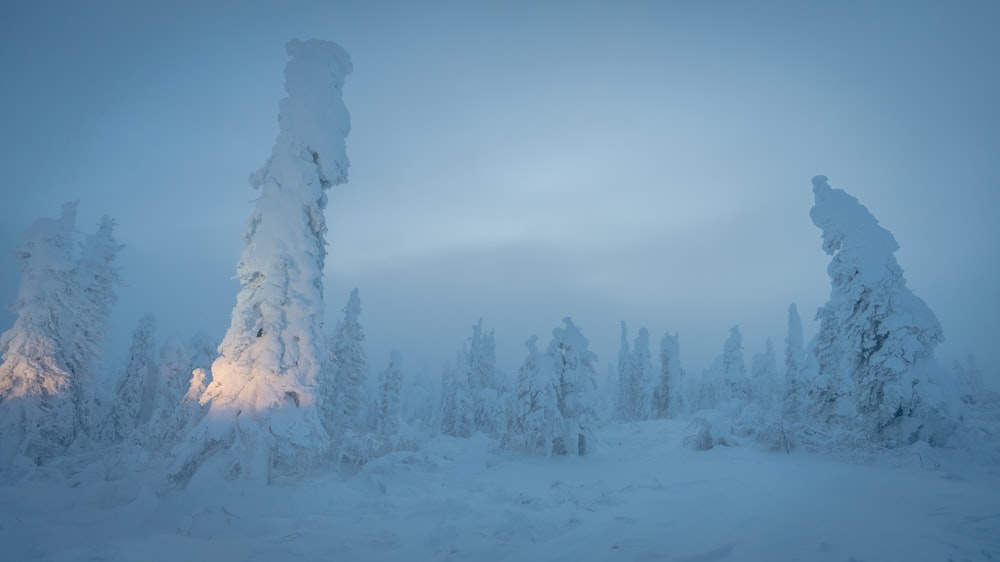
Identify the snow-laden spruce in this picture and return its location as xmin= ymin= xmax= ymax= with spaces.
xmin=322 ymin=288 xmax=368 ymax=434
xmin=96 ymin=314 xmax=158 ymax=443
xmin=782 ymin=303 xmax=805 ymax=422
xmin=171 ymin=39 xmax=352 ymax=485
xmin=653 ymin=330 xmax=684 ymax=418
xmin=547 ymin=318 xmax=600 ymax=455
xmin=807 ymin=175 xmax=956 ymax=448
xmin=375 ymin=351 xmax=403 ymax=436
xmin=615 ymin=323 xmax=654 ymax=422
xmin=439 ymin=319 xmax=505 ymax=439
xmin=506 ymin=319 xmax=600 ymax=456
xmin=69 ymin=215 xmax=123 ymax=432
xmin=0 ymin=203 xmax=82 ymax=472
xmin=0 ymin=204 xmax=122 ymax=475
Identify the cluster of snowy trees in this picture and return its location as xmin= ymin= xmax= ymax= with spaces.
xmin=0 ymin=38 xmax=989 ymax=486
xmin=0 ymin=202 xmax=123 ymax=471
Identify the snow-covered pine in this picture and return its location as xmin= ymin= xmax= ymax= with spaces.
xmin=782 ymin=303 xmax=805 ymax=422
xmin=0 ymin=203 xmax=82 ymax=472
xmin=652 ymin=331 xmax=683 ymax=418
xmin=953 ymin=355 xmax=984 ymax=406
xmin=753 ymin=341 xmax=795 ymax=453
xmin=67 ymin=215 xmax=123 ymax=436
xmin=143 ymin=336 xmax=192 ymax=450
xmin=808 ymin=175 xmax=955 ymax=448
xmin=467 ymin=319 xmax=505 ymax=437
xmin=401 ymin=364 xmax=437 ymax=433
xmin=171 ymin=39 xmax=352 ymax=485
xmin=97 ymin=314 xmax=158 ymax=444
xmin=734 ymin=338 xmax=781 ymax=438
xmin=752 ymin=339 xmax=779 ymax=414
xmin=187 ymin=332 xmax=217 ymax=376
xmin=505 ymin=335 xmax=560 ymax=455
xmin=452 ymin=344 xmax=475 ymax=438
xmin=547 ymin=318 xmax=600 ymax=456
xmin=439 ymin=361 xmax=459 ymax=437
xmin=322 ymin=288 xmax=368 ymax=435
xmin=614 ymin=321 xmax=634 ymax=421
xmin=630 ymin=326 xmax=654 ymax=421
xmin=709 ymin=325 xmax=747 ymax=420
xmin=375 ymin=351 xmax=403 ymax=436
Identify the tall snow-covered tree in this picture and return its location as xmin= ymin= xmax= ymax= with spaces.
xmin=751 ymin=339 xmax=779 ymax=413
xmin=144 ymin=336 xmax=193 ymax=450
xmin=98 ymin=314 xmax=158 ymax=443
xmin=375 ymin=351 xmax=403 ymax=436
xmin=173 ymin=39 xmax=353 ymax=485
xmin=615 ymin=323 xmax=654 ymax=421
xmin=735 ymin=338 xmax=781 ymax=440
xmin=630 ymin=327 xmax=654 ymax=420
xmin=614 ymin=321 xmax=634 ymax=421
xmin=808 ymin=175 xmax=952 ymax=447
xmin=547 ymin=318 xmax=600 ymax=456
xmin=323 ymin=288 xmax=368 ymax=434
xmin=401 ymin=365 xmax=437 ymax=433
xmin=506 ymin=336 xmax=560 ymax=455
xmin=67 ymin=215 xmax=122 ymax=434
xmin=783 ymin=303 xmax=805 ymax=422
xmin=0 ymin=203 xmax=82 ymax=471
xmin=653 ymin=331 xmax=683 ymax=418
xmin=439 ymin=361 xmax=459 ymax=437
xmin=712 ymin=325 xmax=747 ymax=418
xmin=467 ymin=319 xmax=504 ymax=437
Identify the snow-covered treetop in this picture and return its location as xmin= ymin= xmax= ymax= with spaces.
xmin=15 ymin=201 xmax=77 ymax=269
xmin=550 ymin=318 xmax=597 ymax=364
xmin=810 ymin=175 xmax=899 ymax=266
xmin=344 ymin=287 xmax=361 ymax=322
xmin=251 ymin=39 xmax=353 ymax=191
xmin=524 ymin=335 xmax=539 ymax=356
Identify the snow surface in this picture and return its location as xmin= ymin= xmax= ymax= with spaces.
xmin=3 ymin=419 xmax=997 ymax=561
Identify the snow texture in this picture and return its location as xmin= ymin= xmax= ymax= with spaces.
xmin=4 ymin=419 xmax=997 ymax=562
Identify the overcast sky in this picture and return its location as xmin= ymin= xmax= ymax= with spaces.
xmin=1 ymin=0 xmax=997 ymax=383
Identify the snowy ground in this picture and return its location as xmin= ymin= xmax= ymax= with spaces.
xmin=2 ymin=419 xmax=998 ymax=562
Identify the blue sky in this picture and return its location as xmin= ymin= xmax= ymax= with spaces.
xmin=1 ymin=0 xmax=997 ymax=380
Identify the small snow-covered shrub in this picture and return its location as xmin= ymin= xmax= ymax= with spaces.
xmin=683 ymin=417 xmax=737 ymax=451
xmin=756 ymin=420 xmax=794 ymax=453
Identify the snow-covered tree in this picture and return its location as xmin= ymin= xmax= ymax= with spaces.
xmin=97 ymin=314 xmax=158 ymax=443
xmin=630 ymin=327 xmax=654 ymax=420
xmin=653 ymin=331 xmax=683 ymax=418
xmin=67 ymin=215 xmax=123 ymax=434
xmin=401 ymin=365 xmax=437 ymax=432
xmin=751 ymin=339 xmax=779 ymax=412
xmin=0 ymin=203 xmax=82 ymax=471
xmin=375 ymin=351 xmax=403 ymax=436
xmin=187 ymin=332 xmax=217 ymax=376
xmin=144 ymin=336 xmax=193 ymax=450
xmin=547 ymin=318 xmax=600 ymax=456
xmin=808 ymin=175 xmax=953 ymax=447
xmin=467 ymin=319 xmax=505 ymax=437
xmin=615 ymin=323 xmax=653 ymax=421
xmin=506 ymin=336 xmax=560 ymax=455
xmin=173 ymin=40 xmax=353 ymax=485
xmin=323 ymin=288 xmax=368 ymax=434
xmin=953 ymin=355 xmax=984 ymax=406
xmin=614 ymin=321 xmax=634 ymax=421
xmin=711 ymin=325 xmax=747 ymax=418
xmin=439 ymin=361 xmax=459 ymax=437
xmin=453 ymin=344 xmax=476 ymax=438
xmin=783 ymin=303 xmax=805 ymax=422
